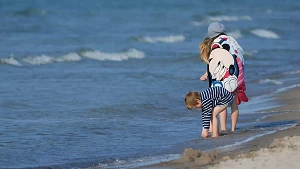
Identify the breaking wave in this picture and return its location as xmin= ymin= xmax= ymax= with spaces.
xmin=192 ymin=15 xmax=252 ymax=26
xmin=0 ymin=57 xmax=21 ymax=66
xmin=0 ymin=49 xmax=144 ymax=66
xmin=136 ymin=35 xmax=185 ymax=43
xmin=259 ymin=79 xmax=283 ymax=85
xmin=206 ymin=16 xmax=252 ymax=22
xmin=250 ymin=29 xmax=280 ymax=39
xmin=80 ymin=49 xmax=144 ymax=61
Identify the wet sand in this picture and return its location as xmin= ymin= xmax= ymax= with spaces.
xmin=145 ymin=87 xmax=300 ymax=169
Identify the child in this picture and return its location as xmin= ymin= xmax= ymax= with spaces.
xmin=185 ymin=86 xmax=234 ymax=138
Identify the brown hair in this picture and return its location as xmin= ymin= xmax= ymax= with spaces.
xmin=199 ymin=37 xmax=213 ymax=64
xmin=184 ymin=91 xmax=200 ymax=110
xmin=199 ymin=33 xmax=227 ymax=64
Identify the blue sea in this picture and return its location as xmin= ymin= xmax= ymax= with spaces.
xmin=1 ymin=0 xmax=300 ymax=168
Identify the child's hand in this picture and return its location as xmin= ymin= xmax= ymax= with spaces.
xmin=201 ymin=129 xmax=209 ymax=138
xmin=200 ymin=74 xmax=208 ymax=81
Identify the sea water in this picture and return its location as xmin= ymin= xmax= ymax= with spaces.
xmin=1 ymin=0 xmax=300 ymax=168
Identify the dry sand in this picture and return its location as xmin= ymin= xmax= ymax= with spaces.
xmin=209 ymin=135 xmax=300 ymax=169
xmin=146 ymin=87 xmax=300 ymax=169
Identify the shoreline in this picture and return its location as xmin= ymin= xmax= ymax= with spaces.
xmin=142 ymin=87 xmax=300 ymax=169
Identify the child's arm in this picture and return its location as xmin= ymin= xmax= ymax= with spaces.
xmin=201 ymin=112 xmax=209 ymax=137
xmin=200 ymin=71 xmax=208 ymax=81
xmin=201 ymin=109 xmax=212 ymax=138
xmin=201 ymin=128 xmax=208 ymax=137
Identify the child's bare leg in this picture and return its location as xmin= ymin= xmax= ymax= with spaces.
xmin=219 ymin=109 xmax=227 ymax=131
xmin=209 ymin=121 xmax=212 ymax=133
xmin=212 ymin=106 xmax=228 ymax=137
xmin=231 ymin=92 xmax=239 ymax=132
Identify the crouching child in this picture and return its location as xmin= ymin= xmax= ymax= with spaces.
xmin=185 ymin=87 xmax=234 ymax=137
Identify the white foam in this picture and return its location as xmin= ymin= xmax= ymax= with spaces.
xmin=22 ymin=55 xmax=54 ymax=65
xmin=138 ymin=35 xmax=185 ymax=43
xmin=266 ymin=9 xmax=272 ymax=14
xmin=97 ymin=154 xmax=180 ymax=169
xmin=243 ymin=50 xmax=258 ymax=56
xmin=81 ymin=48 xmax=145 ymax=61
xmin=276 ymin=84 xmax=300 ymax=93
xmin=207 ymin=16 xmax=252 ymax=22
xmin=227 ymin=30 xmax=242 ymax=39
xmin=285 ymin=70 xmax=300 ymax=75
xmin=55 ymin=53 xmax=81 ymax=62
xmin=250 ymin=29 xmax=280 ymax=39
xmin=192 ymin=16 xmax=251 ymax=27
xmin=192 ymin=21 xmax=204 ymax=26
xmin=218 ymin=131 xmax=276 ymax=151
xmin=259 ymin=79 xmax=283 ymax=85
xmin=217 ymin=124 xmax=296 ymax=151
xmin=0 ymin=57 xmax=21 ymax=66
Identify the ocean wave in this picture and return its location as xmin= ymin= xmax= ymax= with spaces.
xmin=98 ymin=154 xmax=180 ymax=169
xmin=55 ymin=53 xmax=82 ymax=62
xmin=217 ymin=130 xmax=276 ymax=151
xmin=243 ymin=51 xmax=258 ymax=57
xmin=217 ymin=124 xmax=296 ymax=151
xmin=137 ymin=35 xmax=185 ymax=43
xmin=191 ymin=21 xmax=204 ymax=26
xmin=206 ymin=15 xmax=252 ymax=22
xmin=227 ymin=30 xmax=242 ymax=39
xmin=1 ymin=49 xmax=144 ymax=66
xmin=276 ymin=84 xmax=300 ymax=93
xmin=22 ymin=53 xmax=81 ymax=65
xmin=0 ymin=57 xmax=21 ymax=66
xmin=259 ymin=79 xmax=283 ymax=85
xmin=192 ymin=15 xmax=252 ymax=26
xmin=80 ymin=48 xmax=145 ymax=61
xmin=22 ymin=55 xmax=54 ymax=65
xmin=285 ymin=70 xmax=300 ymax=75
xmin=250 ymin=29 xmax=280 ymax=39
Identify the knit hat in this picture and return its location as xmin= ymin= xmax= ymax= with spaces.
xmin=207 ymin=22 xmax=225 ymax=38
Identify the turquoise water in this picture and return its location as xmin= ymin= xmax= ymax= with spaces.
xmin=1 ymin=0 xmax=300 ymax=168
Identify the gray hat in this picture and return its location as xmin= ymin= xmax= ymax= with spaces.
xmin=207 ymin=22 xmax=225 ymax=38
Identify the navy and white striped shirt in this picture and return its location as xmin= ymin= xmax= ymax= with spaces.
xmin=200 ymin=87 xmax=234 ymax=129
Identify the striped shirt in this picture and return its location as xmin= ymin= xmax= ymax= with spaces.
xmin=200 ymin=87 xmax=234 ymax=129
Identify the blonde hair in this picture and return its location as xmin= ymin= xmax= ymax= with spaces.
xmin=185 ymin=91 xmax=200 ymax=110
xmin=199 ymin=37 xmax=213 ymax=64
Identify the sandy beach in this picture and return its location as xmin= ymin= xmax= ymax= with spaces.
xmin=144 ymin=87 xmax=300 ymax=169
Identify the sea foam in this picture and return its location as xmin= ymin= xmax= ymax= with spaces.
xmin=276 ymin=84 xmax=300 ymax=93
xmin=227 ymin=30 xmax=242 ymax=39
xmin=250 ymin=29 xmax=280 ymax=39
xmin=192 ymin=15 xmax=252 ymax=26
xmin=1 ymin=49 xmax=144 ymax=67
xmin=22 ymin=53 xmax=81 ymax=65
xmin=0 ymin=57 xmax=21 ymax=66
xmin=138 ymin=35 xmax=185 ymax=43
xmin=55 ymin=53 xmax=81 ymax=62
xmin=22 ymin=55 xmax=54 ymax=65
xmin=207 ymin=16 xmax=252 ymax=22
xmin=80 ymin=48 xmax=145 ymax=61
xmin=259 ymin=79 xmax=283 ymax=85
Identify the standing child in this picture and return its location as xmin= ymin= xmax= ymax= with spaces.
xmin=198 ymin=22 xmax=248 ymax=132
xmin=185 ymin=87 xmax=234 ymax=138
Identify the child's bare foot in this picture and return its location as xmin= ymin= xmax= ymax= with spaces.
xmin=201 ymin=129 xmax=209 ymax=138
xmin=212 ymin=134 xmax=219 ymax=138
xmin=212 ymin=131 xmax=219 ymax=137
